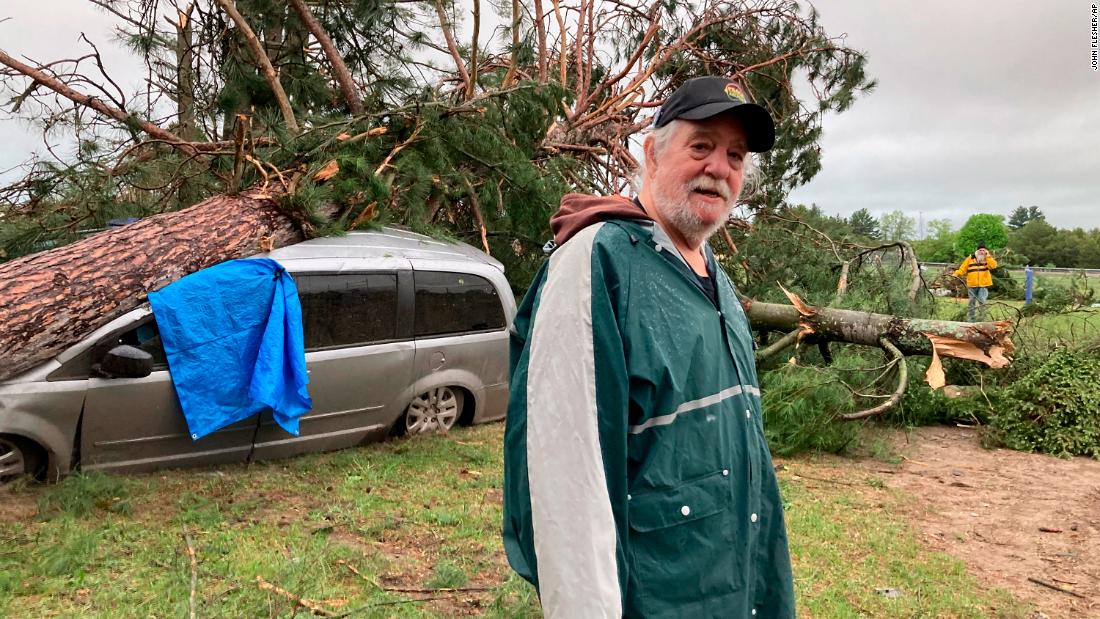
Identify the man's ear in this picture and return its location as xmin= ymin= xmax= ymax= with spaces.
xmin=643 ymin=136 xmax=658 ymax=178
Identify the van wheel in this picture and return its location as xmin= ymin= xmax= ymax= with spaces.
xmin=402 ymin=387 xmax=463 ymax=435
xmin=0 ymin=436 xmax=44 ymax=486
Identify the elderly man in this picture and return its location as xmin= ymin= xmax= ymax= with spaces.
xmin=954 ymin=243 xmax=998 ymax=321
xmin=502 ymin=77 xmax=795 ymax=618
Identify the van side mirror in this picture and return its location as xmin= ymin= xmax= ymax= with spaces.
xmin=96 ymin=345 xmax=155 ymax=379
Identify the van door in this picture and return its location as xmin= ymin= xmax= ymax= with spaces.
xmin=81 ymin=316 xmax=254 ymax=474
xmin=410 ymin=270 xmax=510 ymax=424
xmin=249 ymin=271 xmax=414 ymax=460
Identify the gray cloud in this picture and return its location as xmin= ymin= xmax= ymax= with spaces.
xmin=788 ymin=1 xmax=1100 ymax=231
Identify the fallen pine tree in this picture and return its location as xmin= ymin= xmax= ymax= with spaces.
xmin=0 ymin=0 xmax=1013 ymax=420
xmin=0 ymin=187 xmax=305 ymax=380
xmin=744 ymin=292 xmax=1013 ymax=419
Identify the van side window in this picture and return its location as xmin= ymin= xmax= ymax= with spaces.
xmin=48 ymin=314 xmax=168 ymax=380
xmin=414 ymin=271 xmax=506 ymax=337
xmin=296 ymin=273 xmax=398 ymax=350
xmin=106 ymin=318 xmax=169 ymax=369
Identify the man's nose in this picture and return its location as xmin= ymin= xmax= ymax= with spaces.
xmin=702 ymin=151 xmax=731 ymax=179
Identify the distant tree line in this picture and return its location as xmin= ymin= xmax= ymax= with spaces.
xmin=836 ymin=206 xmax=1100 ymax=269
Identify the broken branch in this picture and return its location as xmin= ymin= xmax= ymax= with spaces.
xmin=213 ymin=0 xmax=299 ymax=133
xmin=462 ymin=177 xmax=491 ymax=255
xmin=1027 ymin=576 xmax=1089 ymax=600
xmin=841 ymin=338 xmax=907 ymax=420
xmin=743 ymin=298 xmax=1014 ymax=365
xmin=256 ymin=575 xmax=335 ymax=616
xmin=0 ymin=48 xmax=186 ymax=146
xmin=755 ymin=329 xmax=803 ymax=362
xmin=184 ymin=532 xmax=198 ymax=619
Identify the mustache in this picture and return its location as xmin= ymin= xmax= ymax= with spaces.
xmin=687 ymin=177 xmax=731 ymax=201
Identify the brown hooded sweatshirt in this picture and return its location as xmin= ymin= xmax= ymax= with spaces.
xmin=549 ymin=193 xmax=653 ymax=246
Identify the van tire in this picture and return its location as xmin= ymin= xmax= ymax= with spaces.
xmin=393 ymin=387 xmax=464 ymax=437
xmin=0 ymin=435 xmax=45 ymax=486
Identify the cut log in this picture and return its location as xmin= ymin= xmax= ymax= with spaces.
xmin=0 ymin=188 xmax=299 ymax=381
xmin=743 ymin=298 xmax=1014 ymax=365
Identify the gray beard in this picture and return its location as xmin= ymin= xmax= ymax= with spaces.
xmin=652 ymin=182 xmax=733 ymax=248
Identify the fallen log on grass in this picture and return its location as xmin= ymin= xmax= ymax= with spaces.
xmin=743 ymin=292 xmax=1014 ymax=420
xmin=744 ymin=298 xmax=1013 ymax=366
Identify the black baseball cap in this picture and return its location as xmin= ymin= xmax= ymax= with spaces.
xmin=653 ymin=76 xmax=776 ymax=152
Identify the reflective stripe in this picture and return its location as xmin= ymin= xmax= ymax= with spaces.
xmin=629 ymin=384 xmax=761 ymax=434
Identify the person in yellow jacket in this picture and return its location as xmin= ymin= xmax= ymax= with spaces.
xmin=954 ymin=243 xmax=998 ymax=321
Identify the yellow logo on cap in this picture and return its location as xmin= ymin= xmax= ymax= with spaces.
xmin=724 ymin=83 xmax=744 ymax=102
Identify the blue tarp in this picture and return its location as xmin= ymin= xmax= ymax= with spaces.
xmin=149 ymin=258 xmax=312 ymax=440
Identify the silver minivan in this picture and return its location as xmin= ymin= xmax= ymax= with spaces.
xmin=0 ymin=228 xmax=516 ymax=482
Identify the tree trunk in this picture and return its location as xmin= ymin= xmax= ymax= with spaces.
xmin=743 ymin=298 xmax=1014 ymax=366
xmin=0 ymin=188 xmax=301 ymax=381
xmin=175 ymin=4 xmax=196 ymax=140
xmin=175 ymin=4 xmax=202 ymax=207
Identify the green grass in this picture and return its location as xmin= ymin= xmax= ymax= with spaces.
xmin=1031 ymin=271 xmax=1099 ymax=295
xmin=932 ymin=296 xmax=1100 ymax=349
xmin=782 ymin=461 xmax=1025 ymax=618
xmin=0 ymin=425 xmax=1031 ymax=617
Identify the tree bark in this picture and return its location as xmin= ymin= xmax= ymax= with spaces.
xmin=0 ymin=188 xmax=301 ymax=381
xmin=743 ymin=298 xmax=1014 ymax=365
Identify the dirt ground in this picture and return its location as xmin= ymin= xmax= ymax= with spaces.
xmin=868 ymin=426 xmax=1100 ymax=618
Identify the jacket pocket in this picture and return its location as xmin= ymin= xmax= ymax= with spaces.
xmin=626 ymin=471 xmax=739 ymax=613
xmin=628 ymin=470 xmax=729 ymax=532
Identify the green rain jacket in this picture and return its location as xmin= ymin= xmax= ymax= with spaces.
xmin=503 ymin=194 xmax=795 ymax=618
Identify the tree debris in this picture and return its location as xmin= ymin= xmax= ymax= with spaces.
xmin=256 ymin=575 xmax=336 ymax=616
xmin=1027 ymin=576 xmax=1088 ymax=600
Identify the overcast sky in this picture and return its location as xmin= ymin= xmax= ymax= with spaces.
xmin=2 ymin=1 xmax=1098 ymax=232
xmin=786 ymin=1 xmax=1100 ymax=233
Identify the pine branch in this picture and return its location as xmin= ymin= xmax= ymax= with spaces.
xmin=287 ymin=0 xmax=363 ymax=115
xmin=213 ymin=0 xmax=299 ymax=133
xmin=0 ymin=48 xmax=186 ymax=147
